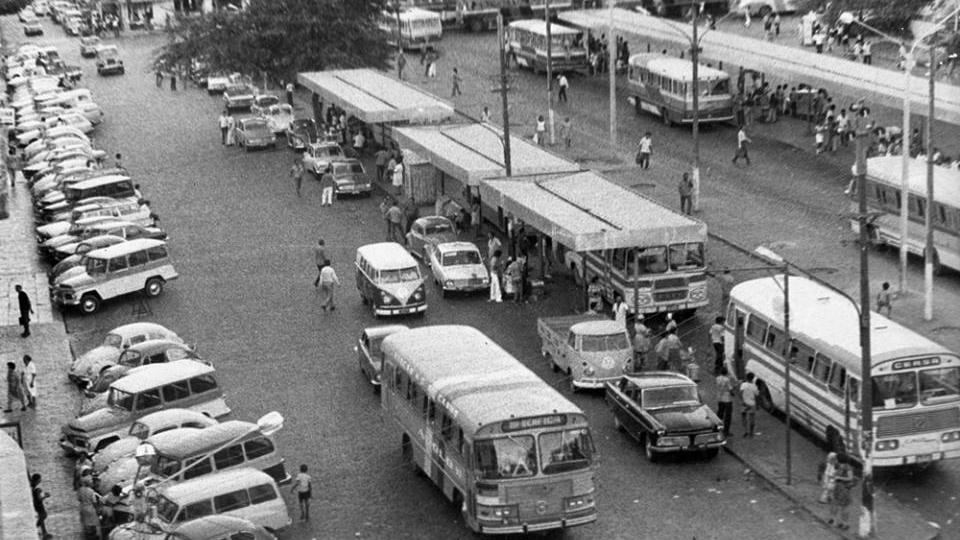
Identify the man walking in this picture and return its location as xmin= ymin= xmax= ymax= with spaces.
xmin=451 ymin=67 xmax=462 ymax=97
xmin=291 ymin=464 xmax=312 ymax=521
xmin=21 ymin=355 xmax=37 ymax=409
xmin=678 ymin=172 xmax=693 ymax=215
xmin=732 ymin=125 xmax=752 ymax=165
xmin=312 ymin=239 xmax=326 ymax=287
xmin=218 ymin=110 xmax=230 ymax=145
xmin=560 ymin=117 xmax=573 ymax=149
xmin=637 ymin=132 xmax=652 ymax=169
xmin=374 ymin=148 xmax=391 ymax=184
xmin=715 ymin=366 xmax=735 ymax=437
xmin=290 ymin=160 xmax=304 ymax=197
xmin=5 ymin=362 xmax=26 ymax=412
xmin=709 ymin=316 xmax=725 ymax=373
xmin=387 ymin=201 xmax=403 ymax=243
xmin=740 ymin=372 xmax=759 ymax=437
xmin=286 ymin=81 xmax=295 ymax=107
xmin=16 ymin=284 xmax=33 ymax=337
xmin=876 ymin=281 xmax=893 ymax=316
xmin=318 ymin=261 xmax=340 ymax=311
xmin=392 ymin=156 xmax=405 ymax=195
xmin=557 ymin=74 xmax=569 ymax=103
xmin=319 ymin=165 xmax=335 ymax=207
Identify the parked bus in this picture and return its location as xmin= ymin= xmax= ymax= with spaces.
xmin=850 ymin=155 xmax=960 ymax=274
xmin=398 ymin=0 xmax=573 ymax=32
xmin=379 ymin=7 xmax=443 ymax=50
xmin=381 ymin=325 xmax=598 ymax=534
xmin=506 ymin=19 xmax=588 ymax=73
xmin=726 ymin=275 xmax=960 ymax=466
xmin=627 ymin=53 xmax=735 ymax=127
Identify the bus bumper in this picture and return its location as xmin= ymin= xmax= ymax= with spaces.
xmin=873 ymin=448 xmax=960 ymax=467
xmin=479 ymin=510 xmax=597 ymax=534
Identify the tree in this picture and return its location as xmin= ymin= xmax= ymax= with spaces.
xmin=796 ymin=0 xmax=929 ymax=35
xmin=153 ymin=0 xmax=393 ymax=84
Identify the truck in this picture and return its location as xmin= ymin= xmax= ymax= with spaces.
xmin=538 ymin=314 xmax=634 ymax=392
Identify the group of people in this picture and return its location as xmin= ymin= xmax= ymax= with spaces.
xmin=818 ymin=452 xmax=857 ymax=530
xmin=585 ymin=33 xmax=630 ymax=75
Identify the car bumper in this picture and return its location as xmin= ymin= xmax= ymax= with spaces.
xmin=245 ymin=139 xmax=275 ymax=148
xmin=52 ymin=289 xmax=80 ymax=306
xmin=651 ymin=440 xmax=726 ymax=454
xmin=572 ymin=376 xmax=621 ymax=390
xmin=59 ymin=435 xmax=89 ymax=455
xmin=873 ymin=448 xmax=960 ymax=467
xmin=335 ymin=184 xmax=371 ymax=195
xmin=374 ymin=304 xmax=427 ymax=316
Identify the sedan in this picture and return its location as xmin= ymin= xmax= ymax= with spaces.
xmin=205 ymin=72 xmax=231 ymax=94
xmin=606 ymin=372 xmax=725 ymax=462
xmin=302 ymin=141 xmax=344 ymax=175
xmin=234 ymin=117 xmax=277 ymax=151
xmin=356 ymin=325 xmax=409 ymax=389
xmin=263 ymin=103 xmax=294 ymax=135
xmin=79 ymin=36 xmax=100 ymax=58
xmin=426 ymin=241 xmax=490 ymax=297
xmin=47 ymin=235 xmax=127 ymax=284
xmin=67 ymin=322 xmax=183 ymax=385
xmin=223 ymin=83 xmax=256 ymax=110
xmin=23 ymin=20 xmax=44 ymax=36
xmin=95 ymin=45 xmax=124 ymax=75
xmin=84 ymin=339 xmax=203 ymax=394
xmin=285 ymin=118 xmax=320 ymax=150
xmin=405 ymin=215 xmax=457 ymax=259
xmin=330 ymin=159 xmax=371 ymax=197
xmin=250 ymin=93 xmax=280 ymax=116
xmin=51 ymin=223 xmax=166 ymax=260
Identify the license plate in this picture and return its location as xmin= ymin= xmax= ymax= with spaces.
xmin=916 ymin=454 xmax=933 ymax=463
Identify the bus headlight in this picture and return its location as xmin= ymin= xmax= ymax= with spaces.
xmin=477 ymin=503 xmax=519 ymax=520
xmin=444 ymin=280 xmax=454 ymax=289
xmin=380 ymin=292 xmax=396 ymax=304
xmin=564 ymin=493 xmax=595 ymax=511
xmin=875 ymin=439 xmax=899 ymax=451
xmin=941 ymin=431 xmax=960 ymax=442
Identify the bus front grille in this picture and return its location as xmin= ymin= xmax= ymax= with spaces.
xmin=653 ymin=290 xmax=688 ymax=302
xmin=654 ymin=277 xmax=688 ymax=289
xmin=506 ymin=480 xmax=572 ymax=519
xmin=876 ymin=408 xmax=960 ymax=438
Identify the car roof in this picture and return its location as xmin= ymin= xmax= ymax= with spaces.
xmin=415 ymin=216 xmax=453 ymax=228
xmin=86 ymin=238 xmax=165 ymax=259
xmin=363 ymin=324 xmax=409 ymax=339
xmin=356 ymin=242 xmax=417 ymax=270
xmin=624 ymin=371 xmax=696 ymax=389
xmin=124 ymin=338 xmax=190 ymax=354
xmin=106 ymin=322 xmax=175 ymax=339
xmin=570 ymin=320 xmax=628 ymax=336
xmin=67 ymin=174 xmax=131 ymax=189
xmin=170 ymin=515 xmax=263 ymax=538
xmin=152 ymin=420 xmax=259 ymax=457
xmin=134 ymin=408 xmax=213 ymax=430
xmin=112 ymin=360 xmax=215 ymax=393
xmin=160 ymin=467 xmax=275 ymax=502
xmin=435 ymin=241 xmax=479 ymax=254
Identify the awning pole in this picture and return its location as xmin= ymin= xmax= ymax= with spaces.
xmin=581 ymin=255 xmax=588 ymax=312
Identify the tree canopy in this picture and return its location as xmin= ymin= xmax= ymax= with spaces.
xmin=796 ymin=0 xmax=930 ymax=34
xmin=153 ymin=0 xmax=393 ymax=84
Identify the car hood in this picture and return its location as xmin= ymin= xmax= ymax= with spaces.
xmin=650 ymin=404 xmax=719 ymax=432
xmin=37 ymin=221 xmax=71 ymax=238
xmin=43 ymin=233 xmax=79 ymax=249
xmin=92 ymin=436 xmax=139 ymax=474
xmin=70 ymin=345 xmax=121 ymax=377
xmin=67 ymin=404 xmax=126 ymax=432
xmin=88 ymin=366 xmax=129 ymax=394
xmin=95 ymin=455 xmax=141 ymax=495
xmin=438 ymin=264 xmax=488 ymax=280
xmin=79 ymin=392 xmax=109 ymax=416
xmin=53 ymin=265 xmax=86 ymax=285
xmin=39 ymin=190 xmax=66 ymax=205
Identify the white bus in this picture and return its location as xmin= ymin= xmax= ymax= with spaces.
xmin=851 ymin=155 xmax=960 ymax=274
xmin=726 ymin=275 xmax=960 ymax=467
xmin=506 ymin=19 xmax=588 ymax=74
xmin=379 ymin=7 xmax=443 ymax=50
xmin=627 ymin=53 xmax=735 ymax=127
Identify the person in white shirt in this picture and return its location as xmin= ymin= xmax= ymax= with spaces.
xmin=352 ymin=131 xmax=365 ymax=156
xmin=480 ymin=106 xmax=491 ymax=123
xmin=290 ymin=464 xmax=312 ymax=521
xmin=739 ymin=372 xmax=759 ymax=437
xmin=637 ymin=132 xmax=652 ymax=169
xmin=535 ymin=115 xmax=546 ymax=146
xmin=732 ymin=126 xmax=752 ymax=165
xmin=611 ymin=293 xmax=628 ymax=327
xmin=392 ymin=157 xmax=404 ymax=195
xmin=218 ymin=110 xmax=229 ymax=145
xmin=318 ymin=262 xmax=340 ymax=311
xmin=557 ymin=74 xmax=569 ymax=103
xmin=21 ymin=354 xmax=37 ymax=408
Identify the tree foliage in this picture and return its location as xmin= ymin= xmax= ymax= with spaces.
xmin=795 ymin=0 xmax=930 ymax=35
xmin=0 ymin=0 xmax=30 ymax=16
xmin=153 ymin=0 xmax=393 ymax=83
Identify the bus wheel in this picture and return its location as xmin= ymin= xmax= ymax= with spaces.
xmin=826 ymin=427 xmax=845 ymax=455
xmin=703 ymin=448 xmax=720 ymax=460
xmin=661 ymin=108 xmax=672 ymax=127
xmin=757 ymin=381 xmax=775 ymax=412
xmin=567 ymin=368 xmax=577 ymax=393
xmin=634 ymin=97 xmax=644 ymax=116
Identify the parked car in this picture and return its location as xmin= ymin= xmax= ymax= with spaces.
xmin=83 ymin=339 xmax=202 ymax=394
xmin=23 ymin=20 xmax=44 ymax=36
xmin=735 ymin=0 xmax=798 ymax=17
xmin=301 ymin=141 xmax=344 ymax=175
xmin=37 ymin=200 xmax=154 ymax=241
xmin=329 ymin=159 xmax=371 ymax=197
xmin=68 ymin=322 xmax=184 ymax=385
xmin=606 ymin=372 xmax=726 ymax=461
xmin=263 ymin=103 xmax=294 ymax=135
xmin=90 ymin=408 xmax=218 ymax=474
xmin=234 ymin=117 xmax=277 ymax=151
xmin=166 ymin=515 xmax=275 ymax=540
xmin=49 ymin=222 xmax=167 ymax=261
xmin=539 ymin=314 xmax=633 ymax=391
xmin=355 ymin=325 xmax=409 ymax=389
xmin=95 ymin=45 xmax=124 ymax=75
xmin=250 ymin=94 xmax=280 ymax=116
xmin=223 ymin=83 xmax=256 ymax=110
xmin=425 ymin=241 xmax=489 ymax=297
xmin=285 ymin=118 xmax=320 ymax=150
xmin=79 ymin=36 xmax=100 ymax=57
xmin=205 ymin=72 xmax=231 ymax=94
xmin=63 ymin=15 xmax=82 ymax=35
xmin=48 ymin=235 xmax=127 ymax=284
xmin=404 ymin=216 xmax=457 ymax=259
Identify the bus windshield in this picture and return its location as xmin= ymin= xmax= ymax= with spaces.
xmin=539 ymin=429 xmax=594 ymax=474
xmin=635 ymin=246 xmax=668 ymax=274
xmin=872 ymin=372 xmax=918 ymax=408
xmin=700 ymin=78 xmax=730 ymax=96
xmin=154 ymin=495 xmax=178 ymax=524
xmin=919 ymin=366 xmax=960 ymax=404
xmin=379 ymin=267 xmax=420 ymax=283
xmin=669 ymin=243 xmax=705 ymax=270
xmin=475 ymin=435 xmax=536 ymax=479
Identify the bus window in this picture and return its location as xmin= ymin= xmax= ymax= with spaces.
xmin=918 ymin=366 xmax=960 ymax=404
xmin=828 ymin=364 xmax=847 ymax=396
xmin=475 ymin=436 xmax=536 ymax=479
xmin=745 ymin=316 xmax=767 ymax=343
xmin=636 ymin=246 xmax=668 ymax=274
xmin=539 ymin=429 xmax=593 ymax=474
xmin=702 ymin=78 xmax=730 ymax=96
xmin=668 ymin=243 xmax=704 ymax=270
xmin=909 ymin=195 xmax=926 ymax=219
xmin=935 ymin=204 xmax=949 ymax=227
xmin=872 ymin=372 xmax=917 ymax=408
xmin=440 ymin=413 xmax=453 ymax=439
xmin=764 ymin=325 xmax=784 ymax=354
xmin=725 ymin=305 xmax=739 ymax=329
xmin=793 ymin=340 xmax=816 ymax=373
xmin=394 ymin=366 xmax=404 ymax=390
xmin=812 ymin=353 xmax=832 ymax=384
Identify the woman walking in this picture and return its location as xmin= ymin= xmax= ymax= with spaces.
xmin=829 ymin=462 xmax=855 ymax=530
xmin=488 ymin=249 xmax=503 ymax=303
xmin=818 ymin=452 xmax=838 ymax=503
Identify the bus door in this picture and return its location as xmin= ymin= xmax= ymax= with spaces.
xmin=733 ymin=308 xmax=746 ymax=380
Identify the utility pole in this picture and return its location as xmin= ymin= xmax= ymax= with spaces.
xmin=924 ymin=43 xmax=935 ymax=321
xmin=900 ymin=50 xmax=913 ymax=294
xmin=395 ymin=2 xmax=403 ymax=79
xmin=608 ymin=0 xmax=617 ymax=146
xmin=854 ymin=119 xmax=874 ymax=539
xmin=546 ymin=0 xmax=556 ymax=145
xmin=691 ymin=4 xmax=702 ymax=212
xmin=497 ymin=12 xmax=513 ymax=176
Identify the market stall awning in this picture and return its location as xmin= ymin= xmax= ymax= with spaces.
xmin=393 ymin=123 xmax=581 ymax=186
xmin=480 ymin=171 xmax=707 ymax=252
xmin=297 ymin=69 xmax=455 ymax=124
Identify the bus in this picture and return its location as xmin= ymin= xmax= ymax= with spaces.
xmin=726 ymin=275 xmax=960 ymax=467
xmin=381 ymin=325 xmax=598 ymax=534
xmin=398 ymin=0 xmax=573 ymax=32
xmin=506 ymin=19 xmax=588 ymax=74
xmin=379 ymin=7 xmax=443 ymax=51
xmin=627 ymin=53 xmax=735 ymax=127
xmin=850 ymin=155 xmax=960 ymax=274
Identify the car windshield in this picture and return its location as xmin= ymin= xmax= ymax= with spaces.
xmin=475 ymin=435 xmax=537 ymax=479
xmin=539 ymin=429 xmax=594 ymax=474
xmin=442 ymin=250 xmax=481 ymax=266
xmin=581 ymin=333 xmax=630 ymax=352
xmin=318 ymin=146 xmax=342 ymax=157
xmin=107 ymin=388 xmax=135 ymax=411
xmin=154 ymin=495 xmax=178 ymax=524
xmin=103 ymin=333 xmax=123 ymax=348
xmin=919 ymin=366 xmax=960 ymax=405
xmin=243 ymin=119 xmax=267 ymax=129
xmin=129 ymin=421 xmax=148 ymax=439
xmin=333 ymin=162 xmax=363 ymax=175
xmin=257 ymin=96 xmax=279 ymax=107
xmin=872 ymin=372 xmax=918 ymax=408
xmin=642 ymin=385 xmax=700 ymax=408
xmin=425 ymin=222 xmax=453 ymax=236
xmin=379 ymin=267 xmax=420 ymax=283
xmin=118 ymin=351 xmax=142 ymax=367
xmin=226 ymin=86 xmax=250 ymax=96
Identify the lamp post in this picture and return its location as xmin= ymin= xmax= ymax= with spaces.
xmin=497 ymin=12 xmax=513 ymax=176
xmin=546 ymin=0 xmax=556 ymax=145
xmin=608 ymin=0 xmax=617 ymax=146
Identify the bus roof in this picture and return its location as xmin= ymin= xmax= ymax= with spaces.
xmin=382 ymin=325 xmax=583 ymax=437
xmin=508 ymin=19 xmax=582 ymax=36
xmin=864 ymin=156 xmax=960 ymax=205
xmin=395 ymin=7 xmax=441 ymax=21
xmin=356 ymin=242 xmax=418 ymax=270
xmin=730 ymin=276 xmax=956 ymax=368
xmin=628 ymin=53 xmax=730 ymax=82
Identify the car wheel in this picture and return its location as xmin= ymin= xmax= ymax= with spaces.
xmin=79 ymin=293 xmax=100 ymax=314
xmin=757 ymin=381 xmax=775 ymax=412
xmin=644 ymin=435 xmax=659 ymax=462
xmin=144 ymin=277 xmax=164 ymax=297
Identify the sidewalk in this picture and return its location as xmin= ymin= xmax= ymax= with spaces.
xmin=0 ymin=176 xmax=83 ymax=539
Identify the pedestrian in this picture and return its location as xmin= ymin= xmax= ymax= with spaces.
xmin=557 ymin=73 xmax=569 ymax=103
xmin=169 ymin=69 xmax=177 ymax=91
xmin=818 ymin=451 xmax=839 ymax=503
xmin=77 ymin=476 xmax=102 ymax=540
xmin=664 ymin=311 xmax=677 ymax=334
xmin=312 ymin=239 xmax=326 ymax=287
xmin=392 ymin=156 xmax=404 ymax=195
xmin=709 ymin=316 xmax=725 ymax=373
xmin=731 ymin=125 xmax=751 ymax=165
xmin=225 ymin=113 xmax=236 ymax=146
xmin=535 ymin=115 xmax=546 ymax=146
xmin=632 ymin=316 xmax=651 ymax=371
xmin=636 ymin=132 xmax=652 ymax=169
xmin=218 ymin=110 xmax=229 ymax=145
xmin=451 ymin=67 xmax=462 ymax=97
xmin=387 ymin=201 xmax=403 ymax=243
xmin=114 ymin=153 xmax=124 ymax=170
xmin=678 ymin=172 xmax=693 ymax=215
xmin=290 ymin=160 xmax=304 ymax=197
xmin=487 ymin=232 xmax=502 ymax=261
xmin=396 ymin=50 xmax=407 ymax=80
xmin=587 ymin=276 xmax=602 ymax=313
xmin=560 ymin=116 xmax=572 ymax=149
xmin=655 ymin=329 xmax=683 ymax=371
xmin=852 ymin=40 xmax=863 ymax=63
xmin=423 ymin=50 xmax=433 ymax=78
xmin=291 ymin=464 xmax=312 ymax=520
xmin=31 ymin=473 xmax=50 ymax=538
xmin=286 ymin=81 xmax=295 ymax=107
xmin=352 ymin=130 xmax=365 ymax=156
xmin=744 ymin=9 xmax=751 ymax=28
xmin=715 ymin=366 xmax=735 ymax=437
xmin=318 ymin=261 xmax=340 ymax=311
xmin=836 ymin=109 xmax=849 ymax=147
xmin=773 ymin=12 xmax=781 ymax=37
xmin=739 ymin=372 xmax=758 ymax=437
xmin=20 ymin=355 xmax=37 ymax=408
xmin=503 ymin=257 xmax=520 ymax=300
xmin=863 ymin=39 xmax=872 ymax=65
xmin=814 ymin=122 xmax=827 ymax=154
xmin=830 ymin=462 xmax=855 ymax=530
xmin=488 ymin=249 xmax=503 ymax=303
xmin=762 ymin=13 xmax=772 ymax=41
xmin=5 ymin=362 xmax=26 ymax=412
xmin=155 ymin=68 xmax=163 ymax=88
xmin=480 ymin=106 xmax=491 ymax=123
xmin=813 ymin=30 xmax=825 ymax=54
xmin=470 ymin=202 xmax=481 ymax=238
xmin=611 ymin=292 xmax=628 ymax=327
xmin=99 ymin=484 xmax=123 ymax=536
xmin=15 ymin=284 xmax=33 ymax=338
xmin=319 ymin=165 xmax=335 ymax=207
xmin=427 ymin=53 xmax=437 ymax=78
xmin=374 ymin=147 xmax=390 ymax=184
xmin=877 ymin=281 xmax=893 ymax=316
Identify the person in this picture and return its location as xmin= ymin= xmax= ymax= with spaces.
xmin=587 ymin=276 xmax=602 ymax=313
xmin=386 ymin=201 xmax=403 ymax=243
xmin=678 ymin=172 xmax=693 ymax=215
xmin=486 ymin=232 xmax=502 ymax=261
xmin=830 ymin=462 xmax=855 ymax=530
xmin=611 ymin=293 xmax=628 ymax=327
xmin=762 ymin=13 xmax=772 ymax=40
xmin=862 ymin=39 xmax=872 ymax=65
xmin=319 ymin=165 xmax=335 ymax=207
xmin=374 ymin=148 xmax=391 ymax=184
xmin=709 ymin=316 xmax=725 ymax=374
xmin=114 ymin=153 xmax=123 ymax=170
xmin=318 ymin=261 xmax=339 ymax=311
xmin=557 ymin=73 xmax=569 ymax=103
xmin=427 ymin=53 xmax=437 ymax=78
xmin=290 ymin=160 xmax=304 ymax=197
xmin=352 ymin=130 xmax=365 ymax=156
xmin=312 ymin=239 xmax=326 ymax=287
xmin=5 ymin=362 xmax=26 ymax=412
xmin=392 ymin=156 xmax=405 ymax=195
xmin=535 ymin=115 xmax=546 ymax=146
xmin=836 ymin=109 xmax=849 ymax=148
xmin=503 ymin=257 xmax=520 ymax=300
xmin=664 ymin=312 xmax=678 ymax=334
xmin=877 ymin=281 xmax=893 ymax=316
xmin=813 ymin=29 xmax=825 ymax=54
xmin=169 ymin=69 xmax=177 ymax=91
xmin=100 ymin=484 xmax=123 ymax=535
xmin=291 ymin=464 xmax=312 ymax=520
xmin=716 ymin=366 xmax=735 ymax=437
xmin=818 ymin=451 xmax=839 ymax=504
xmin=740 ymin=372 xmax=759 ymax=437
xmin=286 ymin=81 xmax=295 ymax=107
xmin=218 ymin=110 xmax=229 ymax=145
xmin=637 ymin=132 xmax=652 ymax=169
xmin=470 ymin=202 xmax=481 ymax=238
xmin=77 ymin=476 xmax=102 ymax=540
xmin=731 ymin=126 xmax=752 ymax=165
xmin=16 ymin=284 xmax=32 ymax=337
xmin=396 ymin=49 xmax=407 ymax=80
xmin=480 ymin=106 xmax=491 ymax=123
xmin=773 ymin=12 xmax=781 ymax=37
xmin=21 ymin=355 xmax=37 ymax=409
xmin=560 ymin=116 xmax=572 ymax=149
xmin=225 ymin=114 xmax=236 ymax=146
xmin=655 ymin=329 xmax=683 ymax=371
xmin=632 ymin=317 xmax=651 ymax=372
xmin=488 ymin=249 xmax=503 ymax=302
xmin=31 ymin=473 xmax=50 ymax=538
xmin=155 ymin=68 xmax=163 ymax=88
xmin=451 ymin=67 xmax=462 ymax=97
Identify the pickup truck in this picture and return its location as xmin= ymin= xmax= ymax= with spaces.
xmin=538 ymin=314 xmax=633 ymax=391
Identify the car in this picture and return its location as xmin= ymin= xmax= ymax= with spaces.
xmin=83 ymin=339 xmax=203 ymax=395
xmin=404 ymin=215 xmax=457 ymax=259
xmin=37 ymin=200 xmax=154 ymax=241
xmin=33 ymin=1 xmax=49 ymax=16
xmin=51 ymin=223 xmax=167 ymax=261
xmin=166 ymin=515 xmax=275 ymax=540
xmin=63 ymin=15 xmax=82 ymax=35
xmin=285 ymin=118 xmax=321 ymax=150
xmin=735 ymin=0 xmax=798 ymax=17
xmin=425 ymin=241 xmax=490 ymax=297
xmin=234 ymin=117 xmax=277 ymax=151
xmin=95 ymin=45 xmax=124 ymax=75
xmin=47 ymin=236 xmax=128 ymax=284
xmin=223 ymin=83 xmax=256 ymax=111
xmin=205 ymin=72 xmax=231 ymax=94
xmin=329 ymin=158 xmax=371 ymax=197
xmin=250 ymin=94 xmax=280 ymax=116
xmin=23 ymin=20 xmax=44 ymax=36
xmin=302 ymin=141 xmax=344 ymax=175
xmin=79 ymin=36 xmax=100 ymax=58
xmin=263 ymin=103 xmax=294 ymax=135
xmin=606 ymin=372 xmax=726 ymax=462
xmin=45 ymin=60 xmax=83 ymax=84
xmin=356 ymin=325 xmax=409 ymax=389
xmin=68 ymin=322 xmax=184 ymax=385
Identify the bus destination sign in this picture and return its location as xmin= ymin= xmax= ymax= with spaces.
xmin=892 ymin=357 xmax=941 ymax=371
xmin=502 ymin=414 xmax=567 ymax=432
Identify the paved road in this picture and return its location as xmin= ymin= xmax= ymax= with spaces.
xmin=20 ymin=23 xmax=845 ymax=540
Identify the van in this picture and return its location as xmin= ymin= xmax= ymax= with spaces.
xmin=38 ymin=174 xmax=137 ymax=212
xmin=355 ymin=242 xmax=427 ymax=317
xmin=113 ymin=468 xmax=291 ymax=537
xmin=59 ymin=360 xmax=230 ymax=455
xmin=52 ymin=238 xmax=178 ymax=314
